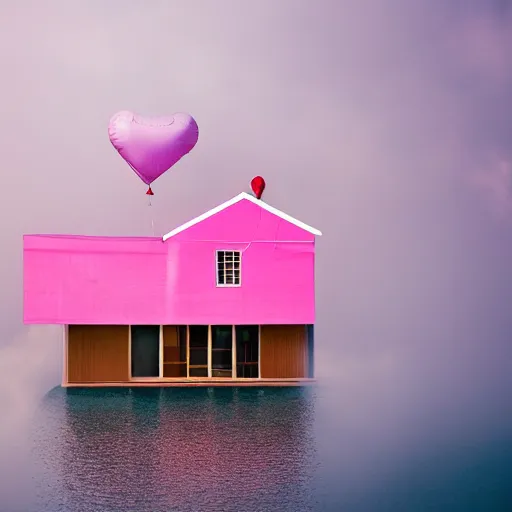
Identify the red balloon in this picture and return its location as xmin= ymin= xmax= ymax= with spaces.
xmin=250 ymin=176 xmax=266 ymax=199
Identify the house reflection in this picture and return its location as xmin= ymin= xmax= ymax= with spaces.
xmin=54 ymin=387 xmax=316 ymax=511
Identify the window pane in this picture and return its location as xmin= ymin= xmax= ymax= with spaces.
xmin=189 ymin=348 xmax=207 ymax=366
xmin=189 ymin=325 xmax=208 ymax=347
xmin=236 ymin=364 xmax=258 ymax=378
xmin=236 ymin=325 xmax=259 ymax=362
xmin=212 ymin=351 xmax=232 ymax=367
xmin=212 ymin=325 xmax=232 ymax=349
xmin=189 ymin=367 xmax=208 ymax=377
xmin=131 ymin=325 xmax=160 ymax=378
xmin=211 ymin=325 xmax=232 ymax=372
xmin=236 ymin=325 xmax=259 ymax=379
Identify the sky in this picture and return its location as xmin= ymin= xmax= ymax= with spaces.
xmin=0 ymin=0 xmax=511 ymax=445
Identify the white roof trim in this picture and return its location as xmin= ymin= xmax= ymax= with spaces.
xmin=162 ymin=192 xmax=322 ymax=241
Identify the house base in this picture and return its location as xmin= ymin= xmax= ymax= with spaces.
xmin=63 ymin=323 xmax=315 ymax=388
xmin=63 ymin=378 xmax=316 ymax=388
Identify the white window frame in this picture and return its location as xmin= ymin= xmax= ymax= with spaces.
xmin=215 ymin=250 xmax=242 ymax=287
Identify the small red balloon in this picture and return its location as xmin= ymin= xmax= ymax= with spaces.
xmin=250 ymin=176 xmax=266 ymax=199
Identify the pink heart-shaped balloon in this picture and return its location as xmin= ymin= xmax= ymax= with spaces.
xmin=108 ymin=110 xmax=199 ymax=185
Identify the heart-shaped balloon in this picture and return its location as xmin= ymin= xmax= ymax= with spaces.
xmin=108 ymin=110 xmax=199 ymax=186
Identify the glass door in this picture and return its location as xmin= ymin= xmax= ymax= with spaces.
xmin=162 ymin=325 xmax=187 ymax=377
xmin=211 ymin=325 xmax=233 ymax=377
xmin=235 ymin=325 xmax=259 ymax=378
xmin=188 ymin=325 xmax=208 ymax=377
xmin=131 ymin=325 xmax=160 ymax=378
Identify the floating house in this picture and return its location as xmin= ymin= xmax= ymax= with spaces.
xmin=23 ymin=192 xmax=322 ymax=387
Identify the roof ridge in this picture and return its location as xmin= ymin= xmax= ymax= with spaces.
xmin=162 ymin=192 xmax=322 ymax=241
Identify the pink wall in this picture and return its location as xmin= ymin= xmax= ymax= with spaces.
xmin=23 ymin=235 xmax=168 ymax=324
xmin=23 ymin=198 xmax=317 ymax=325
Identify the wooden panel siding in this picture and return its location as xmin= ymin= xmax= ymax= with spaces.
xmin=67 ymin=325 xmax=129 ymax=383
xmin=260 ymin=325 xmax=307 ymax=378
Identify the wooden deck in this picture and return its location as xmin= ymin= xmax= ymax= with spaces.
xmin=64 ymin=378 xmax=316 ymax=388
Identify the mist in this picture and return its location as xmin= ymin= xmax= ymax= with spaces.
xmin=0 ymin=0 xmax=511 ymax=501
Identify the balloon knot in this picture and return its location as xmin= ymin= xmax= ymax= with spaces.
xmin=146 ymin=186 xmax=154 ymax=196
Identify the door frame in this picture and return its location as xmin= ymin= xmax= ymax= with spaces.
xmin=258 ymin=325 xmax=262 ymax=379
xmin=185 ymin=324 xmax=210 ymax=378
xmin=62 ymin=324 xmax=69 ymax=386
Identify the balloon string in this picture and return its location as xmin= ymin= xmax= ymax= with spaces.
xmin=145 ymin=193 xmax=155 ymax=236
xmin=148 ymin=197 xmax=155 ymax=236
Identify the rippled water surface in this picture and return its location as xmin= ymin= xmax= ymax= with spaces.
xmin=2 ymin=385 xmax=511 ymax=511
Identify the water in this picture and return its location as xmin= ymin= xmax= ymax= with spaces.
xmin=0 ymin=384 xmax=510 ymax=511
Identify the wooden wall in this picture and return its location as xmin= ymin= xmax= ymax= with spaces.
xmin=260 ymin=325 xmax=308 ymax=378
xmin=67 ymin=325 xmax=129 ymax=383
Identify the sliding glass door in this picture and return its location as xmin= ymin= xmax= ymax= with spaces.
xmin=160 ymin=325 xmax=260 ymax=379
xmin=235 ymin=325 xmax=259 ymax=378
xmin=211 ymin=325 xmax=233 ymax=377
xmin=131 ymin=325 xmax=160 ymax=378
xmin=163 ymin=325 xmax=187 ymax=377
xmin=188 ymin=325 xmax=209 ymax=377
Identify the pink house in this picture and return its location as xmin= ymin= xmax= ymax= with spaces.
xmin=23 ymin=191 xmax=322 ymax=387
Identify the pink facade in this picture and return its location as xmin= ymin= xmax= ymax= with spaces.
xmin=23 ymin=195 xmax=319 ymax=325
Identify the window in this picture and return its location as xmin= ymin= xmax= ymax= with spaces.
xmin=216 ymin=250 xmax=241 ymax=286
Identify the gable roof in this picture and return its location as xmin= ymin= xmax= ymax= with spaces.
xmin=162 ymin=192 xmax=322 ymax=241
